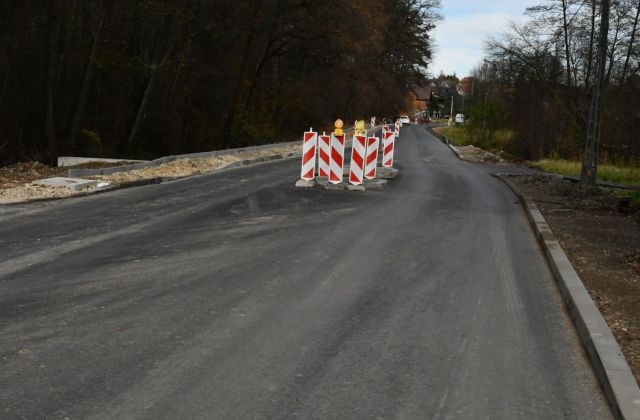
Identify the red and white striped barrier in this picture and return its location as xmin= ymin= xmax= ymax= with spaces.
xmin=318 ymin=133 xmax=331 ymax=177
xmin=329 ymin=133 xmax=345 ymax=184
xmin=394 ymin=122 xmax=400 ymax=138
xmin=381 ymin=125 xmax=391 ymax=149
xmin=300 ymin=129 xmax=317 ymax=181
xmin=349 ymin=135 xmax=366 ymax=185
xmin=382 ymin=130 xmax=395 ymax=168
xmin=365 ymin=137 xmax=380 ymax=179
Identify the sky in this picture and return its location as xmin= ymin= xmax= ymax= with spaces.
xmin=430 ymin=0 xmax=534 ymax=78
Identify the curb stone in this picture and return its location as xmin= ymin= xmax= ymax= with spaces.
xmin=1 ymin=153 xmax=302 ymax=206
xmin=425 ymin=126 xmax=461 ymax=159
xmin=68 ymin=126 xmax=379 ymax=178
xmin=494 ymin=172 xmax=640 ymax=420
xmin=4 ymin=127 xmax=380 ymax=205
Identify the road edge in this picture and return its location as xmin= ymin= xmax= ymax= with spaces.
xmin=494 ymin=172 xmax=640 ymax=420
xmin=1 ymin=126 xmax=383 ymax=206
xmin=425 ymin=125 xmax=463 ymax=159
xmin=0 ymin=152 xmax=300 ymax=206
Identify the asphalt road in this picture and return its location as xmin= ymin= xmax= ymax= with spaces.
xmin=0 ymin=126 xmax=612 ymax=419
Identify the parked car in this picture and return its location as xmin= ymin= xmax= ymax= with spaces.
xmin=399 ymin=115 xmax=411 ymax=124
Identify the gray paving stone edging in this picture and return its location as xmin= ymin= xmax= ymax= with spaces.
xmin=67 ymin=142 xmax=301 ymax=177
xmin=68 ymin=126 xmax=379 ymax=178
xmin=5 ymin=126 xmax=384 ymax=205
xmin=494 ymin=173 xmax=640 ymax=420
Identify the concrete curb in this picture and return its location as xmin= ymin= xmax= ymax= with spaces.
xmin=4 ymin=126 xmax=383 ymax=206
xmin=57 ymin=156 xmax=148 ymax=167
xmin=447 ymin=143 xmax=462 ymax=159
xmin=67 ymin=142 xmax=301 ymax=177
xmin=494 ymin=173 xmax=640 ymax=420
xmin=68 ymin=126 xmax=379 ymax=178
xmin=425 ymin=126 xmax=462 ymax=159
xmin=2 ymin=152 xmax=302 ymax=206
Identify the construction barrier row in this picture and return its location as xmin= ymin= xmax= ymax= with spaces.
xmin=299 ymin=123 xmax=398 ymax=187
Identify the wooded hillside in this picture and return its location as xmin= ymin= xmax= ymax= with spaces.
xmin=0 ymin=0 xmax=440 ymax=165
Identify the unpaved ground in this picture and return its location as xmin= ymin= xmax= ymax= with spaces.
xmin=0 ymin=161 xmax=137 ymax=189
xmin=512 ymin=174 xmax=640 ymax=384
xmin=451 ymin=144 xmax=509 ymax=164
xmin=0 ymin=145 xmax=301 ymax=204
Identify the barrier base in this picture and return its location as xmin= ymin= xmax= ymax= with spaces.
xmin=376 ymin=167 xmax=398 ymax=179
xmin=315 ymin=177 xmax=331 ymax=187
xmin=325 ymin=181 xmax=346 ymax=190
xmin=364 ymin=179 xmax=388 ymax=189
xmin=346 ymin=184 xmax=366 ymax=191
xmin=295 ymin=179 xmax=316 ymax=188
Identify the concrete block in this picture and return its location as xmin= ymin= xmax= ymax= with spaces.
xmin=32 ymin=177 xmax=99 ymax=191
xmin=376 ymin=167 xmax=398 ymax=179
xmin=346 ymin=184 xmax=366 ymax=192
xmin=57 ymin=156 xmax=146 ymax=167
xmin=364 ymin=179 xmax=388 ymax=189
xmin=295 ymin=179 xmax=316 ymax=188
xmin=315 ymin=178 xmax=330 ymax=187
xmin=324 ymin=182 xmax=347 ymax=191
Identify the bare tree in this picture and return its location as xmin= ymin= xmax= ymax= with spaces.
xmin=581 ymin=0 xmax=610 ymax=186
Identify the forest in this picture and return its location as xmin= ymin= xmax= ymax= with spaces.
xmin=462 ymin=0 xmax=640 ymax=165
xmin=0 ymin=0 xmax=440 ymax=165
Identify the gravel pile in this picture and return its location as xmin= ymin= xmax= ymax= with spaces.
xmin=0 ymin=184 xmax=82 ymax=203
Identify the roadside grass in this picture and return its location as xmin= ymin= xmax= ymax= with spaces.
xmin=531 ymin=159 xmax=640 ymax=186
xmin=532 ymin=158 xmax=640 ymax=206
xmin=435 ymin=125 xmax=640 ymax=205
xmin=433 ymin=127 xmax=469 ymax=146
xmin=433 ymin=126 xmax=514 ymax=153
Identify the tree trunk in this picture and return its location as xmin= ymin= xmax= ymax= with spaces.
xmin=221 ymin=27 xmax=256 ymax=148
xmin=562 ymin=0 xmax=572 ymax=86
xmin=243 ymin=0 xmax=289 ymax=113
xmin=67 ymin=2 xmax=107 ymax=152
xmin=585 ymin=0 xmax=597 ymax=87
xmin=45 ymin=0 xmax=60 ymax=161
xmin=605 ymin=13 xmax=621 ymax=84
xmin=581 ymin=0 xmax=610 ymax=186
xmin=620 ymin=0 xmax=640 ymax=85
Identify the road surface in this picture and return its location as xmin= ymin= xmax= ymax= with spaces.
xmin=0 ymin=126 xmax=612 ymax=419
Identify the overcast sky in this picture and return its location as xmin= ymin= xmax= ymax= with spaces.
xmin=430 ymin=0 xmax=534 ymax=77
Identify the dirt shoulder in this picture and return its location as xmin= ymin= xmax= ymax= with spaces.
xmin=512 ymin=174 xmax=640 ymax=384
xmin=0 ymin=144 xmax=301 ymax=204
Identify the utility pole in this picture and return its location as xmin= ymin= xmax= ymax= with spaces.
xmin=448 ymin=95 xmax=454 ymax=126
xmin=581 ymin=0 xmax=610 ymax=186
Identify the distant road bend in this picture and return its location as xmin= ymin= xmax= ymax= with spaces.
xmin=0 ymin=125 xmax=612 ymax=419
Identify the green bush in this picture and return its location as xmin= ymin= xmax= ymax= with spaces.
xmin=465 ymin=98 xmax=508 ymax=147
